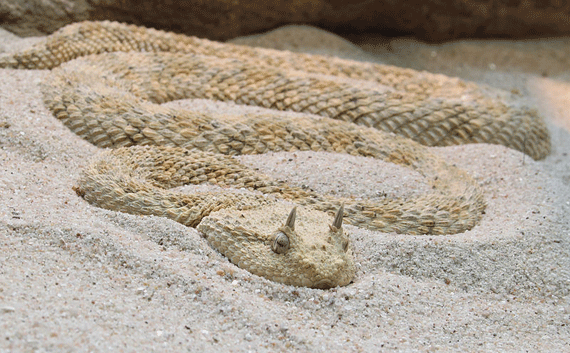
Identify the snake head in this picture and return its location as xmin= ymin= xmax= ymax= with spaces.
xmin=199 ymin=203 xmax=355 ymax=289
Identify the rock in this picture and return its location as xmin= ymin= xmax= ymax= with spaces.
xmin=0 ymin=0 xmax=91 ymax=37
xmin=0 ymin=0 xmax=327 ymax=39
xmin=330 ymin=0 xmax=570 ymax=41
xmin=1 ymin=0 xmax=569 ymax=41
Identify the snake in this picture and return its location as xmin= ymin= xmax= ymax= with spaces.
xmin=0 ymin=21 xmax=550 ymax=288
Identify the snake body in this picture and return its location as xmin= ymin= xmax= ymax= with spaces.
xmin=0 ymin=20 xmax=550 ymax=160
xmin=0 ymin=21 xmax=550 ymax=288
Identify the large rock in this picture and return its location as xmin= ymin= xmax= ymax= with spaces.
xmin=0 ymin=0 xmax=328 ymax=40
xmin=1 ymin=0 xmax=570 ymax=41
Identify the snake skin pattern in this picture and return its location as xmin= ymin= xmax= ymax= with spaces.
xmin=0 ymin=21 xmax=547 ymax=287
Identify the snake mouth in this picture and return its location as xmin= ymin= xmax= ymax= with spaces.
xmin=313 ymin=279 xmax=335 ymax=289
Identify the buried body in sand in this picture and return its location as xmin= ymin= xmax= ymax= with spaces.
xmin=0 ymin=21 xmax=569 ymax=351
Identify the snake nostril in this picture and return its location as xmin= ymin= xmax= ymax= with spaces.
xmin=313 ymin=279 xmax=334 ymax=289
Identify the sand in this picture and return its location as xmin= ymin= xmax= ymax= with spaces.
xmin=1 ymin=25 xmax=569 ymax=352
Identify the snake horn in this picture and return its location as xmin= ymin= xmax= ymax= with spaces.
xmin=285 ymin=206 xmax=297 ymax=231
xmin=332 ymin=203 xmax=344 ymax=230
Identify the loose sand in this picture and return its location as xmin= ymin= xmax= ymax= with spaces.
xmin=1 ymin=25 xmax=569 ymax=352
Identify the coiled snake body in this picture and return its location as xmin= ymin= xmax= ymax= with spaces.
xmin=0 ymin=21 xmax=550 ymax=288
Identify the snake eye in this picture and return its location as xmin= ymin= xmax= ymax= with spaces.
xmin=271 ymin=232 xmax=290 ymax=254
